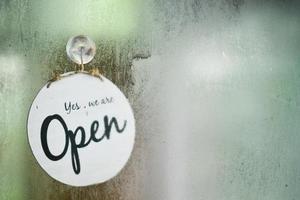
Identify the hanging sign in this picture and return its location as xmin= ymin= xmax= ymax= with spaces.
xmin=27 ymin=72 xmax=135 ymax=186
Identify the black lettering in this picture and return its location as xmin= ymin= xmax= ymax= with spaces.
xmin=40 ymin=114 xmax=69 ymax=161
xmin=40 ymin=114 xmax=128 ymax=174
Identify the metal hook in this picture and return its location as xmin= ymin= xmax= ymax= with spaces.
xmin=80 ymin=46 xmax=84 ymax=71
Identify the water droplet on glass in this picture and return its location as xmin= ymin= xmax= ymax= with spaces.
xmin=66 ymin=35 xmax=96 ymax=64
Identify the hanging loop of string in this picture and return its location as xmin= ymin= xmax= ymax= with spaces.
xmin=47 ymin=35 xmax=102 ymax=88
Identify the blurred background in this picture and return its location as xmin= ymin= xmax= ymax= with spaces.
xmin=1 ymin=0 xmax=300 ymax=199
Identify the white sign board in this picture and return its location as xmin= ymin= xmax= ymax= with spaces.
xmin=27 ymin=72 xmax=135 ymax=186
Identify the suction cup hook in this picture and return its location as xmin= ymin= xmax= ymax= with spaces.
xmin=66 ymin=35 xmax=96 ymax=68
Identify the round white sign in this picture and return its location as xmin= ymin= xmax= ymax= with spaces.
xmin=27 ymin=72 xmax=135 ymax=186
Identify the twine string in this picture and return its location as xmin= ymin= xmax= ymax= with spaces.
xmin=47 ymin=45 xmax=103 ymax=88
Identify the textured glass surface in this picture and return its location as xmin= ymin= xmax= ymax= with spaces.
xmin=1 ymin=0 xmax=300 ymax=199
